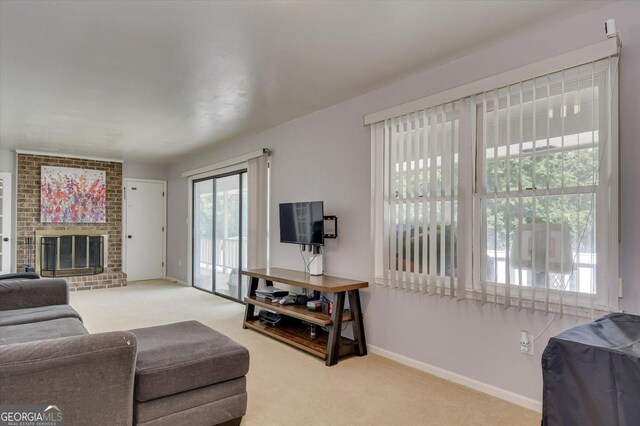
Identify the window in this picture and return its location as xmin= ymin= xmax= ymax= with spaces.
xmin=371 ymin=50 xmax=618 ymax=314
xmin=474 ymin=60 xmax=613 ymax=310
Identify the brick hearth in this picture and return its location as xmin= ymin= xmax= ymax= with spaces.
xmin=67 ymin=272 xmax=127 ymax=291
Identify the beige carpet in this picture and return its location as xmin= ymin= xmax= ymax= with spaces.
xmin=70 ymin=280 xmax=539 ymax=426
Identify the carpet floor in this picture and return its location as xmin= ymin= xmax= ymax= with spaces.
xmin=70 ymin=280 xmax=539 ymax=426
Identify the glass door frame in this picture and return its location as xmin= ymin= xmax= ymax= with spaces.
xmin=191 ymin=168 xmax=247 ymax=304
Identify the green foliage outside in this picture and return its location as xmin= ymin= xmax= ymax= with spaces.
xmin=484 ymin=146 xmax=597 ymax=252
xmin=395 ymin=145 xmax=598 ymax=256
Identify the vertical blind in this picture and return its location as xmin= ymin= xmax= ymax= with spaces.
xmin=375 ymin=102 xmax=462 ymax=296
xmin=371 ymin=54 xmax=618 ymax=315
xmin=473 ymin=58 xmax=615 ymax=314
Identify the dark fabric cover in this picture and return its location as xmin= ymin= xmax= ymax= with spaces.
xmin=0 ymin=317 xmax=88 ymax=345
xmin=0 ymin=278 xmax=69 ymax=311
xmin=0 ymin=272 xmax=40 ymax=280
xmin=129 ymin=321 xmax=250 ymax=402
xmin=134 ymin=377 xmax=246 ymax=424
xmin=542 ymin=313 xmax=640 ymax=426
xmin=136 ymin=394 xmax=246 ymax=426
xmin=0 ymin=331 xmax=138 ymax=426
xmin=0 ymin=304 xmax=83 ymax=326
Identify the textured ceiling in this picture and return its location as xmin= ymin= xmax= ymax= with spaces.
xmin=0 ymin=1 xmax=610 ymax=163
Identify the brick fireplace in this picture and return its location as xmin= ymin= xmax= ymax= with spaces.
xmin=16 ymin=154 xmax=126 ymax=291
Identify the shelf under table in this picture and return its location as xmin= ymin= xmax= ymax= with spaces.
xmin=244 ymin=319 xmax=355 ymax=359
xmin=245 ymin=296 xmax=352 ymax=326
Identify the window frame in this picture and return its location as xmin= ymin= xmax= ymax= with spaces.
xmin=187 ymin=163 xmax=249 ymax=300
xmin=473 ymin=73 xmax=607 ymax=306
xmin=371 ymin=56 xmax=619 ymax=314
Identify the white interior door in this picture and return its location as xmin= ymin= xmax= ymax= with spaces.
xmin=0 ymin=172 xmax=13 ymax=274
xmin=125 ymin=179 xmax=165 ymax=281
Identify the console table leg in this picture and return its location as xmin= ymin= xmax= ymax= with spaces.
xmin=243 ymin=276 xmax=260 ymax=328
xmin=326 ymin=291 xmax=345 ymax=366
xmin=348 ymin=289 xmax=367 ymax=356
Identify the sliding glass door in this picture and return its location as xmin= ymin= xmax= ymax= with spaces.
xmin=193 ymin=170 xmax=247 ymax=302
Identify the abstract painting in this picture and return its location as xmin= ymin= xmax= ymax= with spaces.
xmin=41 ymin=166 xmax=106 ymax=223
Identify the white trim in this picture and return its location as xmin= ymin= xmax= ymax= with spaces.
xmin=122 ymin=178 xmax=167 ymax=280
xmin=166 ymin=276 xmax=189 ymax=287
xmin=0 ymin=172 xmax=13 ymax=274
xmin=609 ymin=55 xmax=620 ymax=309
xmin=187 ymin=178 xmax=193 ymax=286
xmin=368 ymin=344 xmax=542 ymax=413
xmin=364 ymin=37 xmax=619 ymax=125
xmin=15 ymin=149 xmax=124 ymax=163
xmin=181 ymin=148 xmax=269 ymax=178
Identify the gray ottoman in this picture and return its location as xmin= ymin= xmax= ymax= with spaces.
xmin=129 ymin=321 xmax=249 ymax=426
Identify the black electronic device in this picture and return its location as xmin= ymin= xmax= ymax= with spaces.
xmin=259 ymin=310 xmax=283 ymax=326
xmin=279 ymin=201 xmax=324 ymax=246
xmin=306 ymin=300 xmax=322 ymax=311
xmin=255 ymin=287 xmax=289 ymax=299
xmin=321 ymin=296 xmax=333 ymax=315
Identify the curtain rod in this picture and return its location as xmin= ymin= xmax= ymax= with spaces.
xmin=181 ymin=148 xmax=270 ymax=178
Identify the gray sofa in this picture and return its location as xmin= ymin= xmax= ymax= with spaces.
xmin=0 ymin=277 xmax=249 ymax=425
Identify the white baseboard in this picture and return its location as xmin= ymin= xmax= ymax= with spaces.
xmin=368 ymin=344 xmax=542 ymax=413
xmin=165 ymin=276 xmax=189 ymax=287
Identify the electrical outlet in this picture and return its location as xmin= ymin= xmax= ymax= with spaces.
xmin=520 ymin=331 xmax=534 ymax=356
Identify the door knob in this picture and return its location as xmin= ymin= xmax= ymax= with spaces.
xmin=127 ymin=235 xmax=132 ymax=239
xmin=2 ymin=237 xmax=8 ymax=242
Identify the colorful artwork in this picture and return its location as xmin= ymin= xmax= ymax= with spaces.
xmin=41 ymin=166 xmax=106 ymax=223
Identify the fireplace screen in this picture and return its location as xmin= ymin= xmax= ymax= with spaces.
xmin=40 ymin=235 xmax=104 ymax=277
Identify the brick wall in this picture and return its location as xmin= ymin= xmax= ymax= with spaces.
xmin=16 ymin=154 xmax=124 ymax=289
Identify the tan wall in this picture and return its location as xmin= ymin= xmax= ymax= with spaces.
xmin=16 ymin=154 xmax=122 ymax=272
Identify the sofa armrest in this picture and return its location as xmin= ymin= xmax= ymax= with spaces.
xmin=0 ymin=331 xmax=137 ymax=426
xmin=0 ymin=278 xmax=69 ymax=311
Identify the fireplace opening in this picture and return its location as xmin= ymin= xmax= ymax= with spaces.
xmin=40 ymin=235 xmax=105 ymax=277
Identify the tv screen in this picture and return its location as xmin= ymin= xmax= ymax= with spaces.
xmin=279 ymin=201 xmax=324 ymax=246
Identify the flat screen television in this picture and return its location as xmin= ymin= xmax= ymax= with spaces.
xmin=279 ymin=201 xmax=324 ymax=246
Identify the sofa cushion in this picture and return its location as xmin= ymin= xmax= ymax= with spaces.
xmin=136 ymin=393 xmax=246 ymax=426
xmin=134 ymin=377 xmax=246 ymax=424
xmin=129 ymin=321 xmax=250 ymax=402
xmin=0 ymin=317 xmax=88 ymax=345
xmin=0 ymin=278 xmax=69 ymax=310
xmin=0 ymin=304 xmax=83 ymax=326
xmin=0 ymin=273 xmax=40 ymax=280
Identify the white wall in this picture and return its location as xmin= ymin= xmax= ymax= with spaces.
xmin=122 ymin=161 xmax=168 ymax=181
xmin=0 ymin=148 xmax=15 ymax=173
xmin=166 ymin=1 xmax=640 ymax=406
